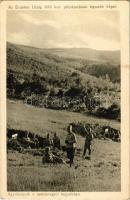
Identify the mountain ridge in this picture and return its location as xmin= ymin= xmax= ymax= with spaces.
xmin=7 ymin=42 xmax=120 ymax=65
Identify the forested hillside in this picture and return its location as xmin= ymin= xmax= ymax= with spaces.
xmin=7 ymin=42 xmax=120 ymax=120
xmin=7 ymin=42 xmax=120 ymax=88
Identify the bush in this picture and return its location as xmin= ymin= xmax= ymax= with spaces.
xmin=65 ymin=86 xmax=83 ymax=97
xmin=95 ymin=103 xmax=120 ymax=120
xmin=107 ymin=103 xmax=120 ymax=119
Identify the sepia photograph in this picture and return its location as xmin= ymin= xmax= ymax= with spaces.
xmin=0 ymin=0 xmax=129 ymax=198
xmin=0 ymin=0 xmax=130 ymax=198
xmin=5 ymin=9 xmax=123 ymax=192
xmin=0 ymin=1 xmax=130 ymax=197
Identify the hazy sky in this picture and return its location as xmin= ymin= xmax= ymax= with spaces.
xmin=7 ymin=10 xmax=120 ymax=50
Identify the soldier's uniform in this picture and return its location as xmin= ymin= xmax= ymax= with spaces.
xmin=65 ymin=130 xmax=77 ymax=167
xmin=42 ymin=147 xmax=65 ymax=164
xmin=83 ymin=128 xmax=93 ymax=157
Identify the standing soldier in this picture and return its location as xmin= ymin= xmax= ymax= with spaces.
xmin=83 ymin=124 xmax=93 ymax=159
xmin=65 ymin=124 xmax=77 ymax=167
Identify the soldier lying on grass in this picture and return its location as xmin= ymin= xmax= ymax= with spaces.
xmin=42 ymin=147 xmax=65 ymax=164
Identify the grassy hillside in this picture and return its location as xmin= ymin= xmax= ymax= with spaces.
xmin=7 ymin=100 xmax=120 ymax=140
xmin=7 ymin=42 xmax=120 ymax=85
xmin=7 ymin=100 xmax=121 ymax=191
xmin=7 ymin=42 xmax=120 ymax=64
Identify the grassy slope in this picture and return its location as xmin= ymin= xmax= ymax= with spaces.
xmin=7 ymin=141 xmax=120 ymax=191
xmin=7 ymin=42 xmax=120 ymax=89
xmin=7 ymin=42 xmax=120 ymax=64
xmin=7 ymin=100 xmax=120 ymax=191
xmin=7 ymin=100 xmax=120 ymax=143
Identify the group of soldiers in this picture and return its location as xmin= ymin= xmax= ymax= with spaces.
xmin=7 ymin=124 xmax=94 ymax=167
xmin=42 ymin=124 xmax=93 ymax=167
